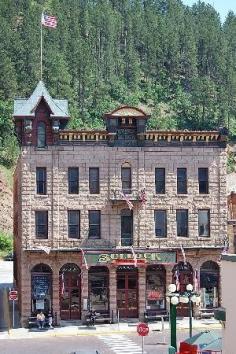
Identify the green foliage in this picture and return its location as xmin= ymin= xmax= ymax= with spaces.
xmin=0 ymin=232 xmax=12 ymax=252
xmin=227 ymin=151 xmax=236 ymax=173
xmin=0 ymin=0 xmax=236 ymax=162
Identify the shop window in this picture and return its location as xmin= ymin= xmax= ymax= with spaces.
xmin=121 ymin=209 xmax=133 ymax=246
xmin=176 ymin=210 xmax=188 ymax=237
xmin=172 ymin=262 xmax=193 ymax=293
xmin=68 ymin=167 xmax=79 ymax=194
xmin=198 ymin=210 xmax=210 ymax=237
xmin=35 ymin=211 xmax=48 ymax=239
xmin=155 ymin=168 xmax=165 ymax=194
xmin=31 ymin=263 xmax=52 ymax=315
xmin=37 ymin=121 xmax=46 ymax=148
xmin=36 ymin=167 xmax=47 ymax=195
xmin=198 ymin=168 xmax=209 ymax=194
xmin=68 ymin=210 xmax=80 ymax=239
xmin=89 ymin=168 xmax=100 ymax=194
xmin=177 ymin=168 xmax=187 ymax=194
xmin=146 ymin=266 xmax=166 ymax=312
xmin=200 ymin=261 xmax=219 ymax=308
xmin=88 ymin=210 xmax=101 ymax=239
xmin=121 ymin=167 xmax=132 ymax=194
xmin=88 ymin=267 xmax=109 ymax=313
xmin=154 ymin=210 xmax=167 ymax=238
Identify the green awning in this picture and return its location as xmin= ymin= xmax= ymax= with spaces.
xmin=214 ymin=308 xmax=226 ymax=322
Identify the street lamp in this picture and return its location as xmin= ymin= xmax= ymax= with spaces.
xmin=167 ymin=283 xmax=201 ymax=349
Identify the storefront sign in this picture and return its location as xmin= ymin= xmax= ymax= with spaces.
xmin=86 ymin=251 xmax=176 ymax=264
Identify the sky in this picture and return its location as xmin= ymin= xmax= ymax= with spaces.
xmin=182 ymin=0 xmax=236 ymax=22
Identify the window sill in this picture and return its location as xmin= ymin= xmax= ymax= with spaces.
xmin=176 ymin=194 xmax=188 ymax=197
xmin=197 ymin=236 xmax=211 ymax=240
xmin=35 ymin=194 xmax=48 ymax=198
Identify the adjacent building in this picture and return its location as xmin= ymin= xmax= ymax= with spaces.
xmin=13 ymin=81 xmax=228 ymax=325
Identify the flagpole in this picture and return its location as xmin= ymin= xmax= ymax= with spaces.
xmin=40 ymin=13 xmax=43 ymax=80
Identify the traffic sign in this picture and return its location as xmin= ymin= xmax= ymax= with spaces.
xmin=137 ymin=322 xmax=149 ymax=336
xmin=9 ymin=290 xmax=18 ymax=301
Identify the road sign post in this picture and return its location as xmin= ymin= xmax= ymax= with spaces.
xmin=137 ymin=322 xmax=149 ymax=354
xmin=9 ymin=290 xmax=18 ymax=329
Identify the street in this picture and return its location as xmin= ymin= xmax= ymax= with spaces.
xmin=0 ymin=330 xmax=222 ymax=354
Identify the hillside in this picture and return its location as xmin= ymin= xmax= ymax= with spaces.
xmin=0 ymin=166 xmax=13 ymax=235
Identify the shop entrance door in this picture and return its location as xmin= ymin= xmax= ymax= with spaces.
xmin=60 ymin=264 xmax=81 ymax=320
xmin=117 ymin=268 xmax=138 ymax=318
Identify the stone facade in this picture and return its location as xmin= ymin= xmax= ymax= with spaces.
xmin=13 ymin=82 xmax=228 ymax=326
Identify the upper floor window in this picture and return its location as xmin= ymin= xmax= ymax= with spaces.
xmin=155 ymin=168 xmax=165 ymax=194
xmin=198 ymin=209 xmax=210 ymax=237
xmin=121 ymin=167 xmax=132 ymax=194
xmin=37 ymin=122 xmax=46 ymax=148
xmin=176 ymin=209 xmax=188 ymax=237
xmin=35 ymin=211 xmax=48 ymax=239
xmin=89 ymin=168 xmax=100 ymax=194
xmin=68 ymin=210 xmax=80 ymax=239
xmin=154 ymin=210 xmax=167 ymax=238
xmin=177 ymin=168 xmax=187 ymax=194
xmin=198 ymin=168 xmax=209 ymax=194
xmin=121 ymin=209 xmax=133 ymax=246
xmin=36 ymin=167 xmax=47 ymax=195
xmin=68 ymin=167 xmax=79 ymax=194
xmin=88 ymin=210 xmax=101 ymax=239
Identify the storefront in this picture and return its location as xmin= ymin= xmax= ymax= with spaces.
xmin=31 ymin=263 xmax=52 ymax=315
xmin=146 ymin=265 xmax=166 ymax=314
xmin=200 ymin=261 xmax=219 ymax=308
xmin=117 ymin=266 xmax=138 ymax=318
xmin=88 ymin=266 xmax=109 ymax=313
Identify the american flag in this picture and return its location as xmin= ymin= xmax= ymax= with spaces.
xmin=139 ymin=188 xmax=147 ymax=206
xmin=41 ymin=13 xmax=57 ymax=28
xmin=175 ymin=270 xmax=180 ymax=291
xmin=121 ymin=192 xmax=134 ymax=210
xmin=194 ymin=269 xmax=200 ymax=292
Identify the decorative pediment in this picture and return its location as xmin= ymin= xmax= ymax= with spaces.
xmin=107 ymin=106 xmax=147 ymax=117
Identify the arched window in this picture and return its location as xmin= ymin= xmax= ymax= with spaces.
xmin=37 ymin=121 xmax=46 ymax=147
xmin=200 ymin=261 xmax=219 ymax=308
xmin=31 ymin=263 xmax=52 ymax=315
xmin=59 ymin=263 xmax=81 ymax=320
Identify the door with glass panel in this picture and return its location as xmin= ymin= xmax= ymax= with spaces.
xmin=117 ymin=267 xmax=138 ymax=318
xmin=60 ymin=263 xmax=81 ymax=320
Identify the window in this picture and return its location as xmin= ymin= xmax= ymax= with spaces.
xmin=198 ymin=168 xmax=209 ymax=194
xmin=176 ymin=210 xmax=188 ymax=237
xmin=89 ymin=210 xmax=101 ymax=239
xmin=121 ymin=167 xmax=132 ymax=194
xmin=68 ymin=210 xmax=80 ymax=238
xmin=35 ymin=211 xmax=48 ymax=239
xmin=177 ymin=168 xmax=187 ymax=194
xmin=68 ymin=167 xmax=79 ymax=194
xmin=121 ymin=209 xmax=133 ymax=246
xmin=89 ymin=168 xmax=99 ymax=194
xmin=36 ymin=167 xmax=47 ymax=195
xmin=155 ymin=168 xmax=165 ymax=194
xmin=88 ymin=267 xmax=109 ymax=312
xmin=198 ymin=210 xmax=210 ymax=237
xmin=37 ymin=122 xmax=46 ymax=147
xmin=154 ymin=210 xmax=167 ymax=238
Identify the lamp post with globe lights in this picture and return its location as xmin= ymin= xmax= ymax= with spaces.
xmin=167 ymin=283 xmax=201 ymax=349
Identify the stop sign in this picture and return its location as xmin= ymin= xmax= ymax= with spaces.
xmin=9 ymin=290 xmax=18 ymax=301
xmin=137 ymin=322 xmax=149 ymax=336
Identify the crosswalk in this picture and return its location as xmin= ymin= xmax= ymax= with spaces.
xmin=97 ymin=334 xmax=145 ymax=353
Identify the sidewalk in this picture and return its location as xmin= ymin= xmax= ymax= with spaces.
xmin=0 ymin=318 xmax=222 ymax=340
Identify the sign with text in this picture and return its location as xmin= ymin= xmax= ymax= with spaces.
xmin=86 ymin=251 xmax=176 ymax=264
xmin=137 ymin=322 xmax=149 ymax=336
xmin=9 ymin=290 xmax=18 ymax=301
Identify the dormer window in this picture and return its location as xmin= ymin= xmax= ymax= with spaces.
xmin=37 ymin=121 xmax=46 ymax=148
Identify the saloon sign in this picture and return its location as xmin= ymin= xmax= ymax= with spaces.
xmin=85 ymin=251 xmax=176 ymax=264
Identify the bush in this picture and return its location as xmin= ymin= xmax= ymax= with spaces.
xmin=0 ymin=232 xmax=12 ymax=252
